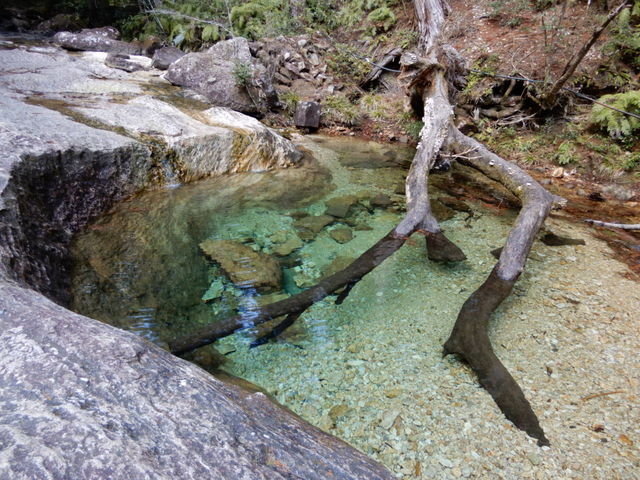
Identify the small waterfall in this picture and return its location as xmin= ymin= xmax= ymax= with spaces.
xmin=161 ymin=157 xmax=180 ymax=188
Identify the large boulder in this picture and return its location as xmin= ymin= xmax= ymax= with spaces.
xmin=0 ymin=46 xmax=301 ymax=300
xmin=0 ymin=42 xmax=393 ymax=479
xmin=165 ymin=37 xmax=267 ymax=114
xmin=53 ymin=27 xmax=142 ymax=55
xmin=152 ymin=45 xmax=185 ymax=70
xmin=0 ymin=282 xmax=394 ymax=480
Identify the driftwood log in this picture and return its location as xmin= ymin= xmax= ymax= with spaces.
xmin=170 ymin=0 xmax=566 ymax=446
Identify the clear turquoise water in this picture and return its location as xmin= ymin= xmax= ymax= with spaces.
xmin=70 ymin=135 xmax=535 ymax=476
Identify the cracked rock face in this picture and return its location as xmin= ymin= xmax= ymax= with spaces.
xmin=0 ymin=38 xmax=391 ymax=480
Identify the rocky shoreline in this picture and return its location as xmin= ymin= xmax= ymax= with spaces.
xmin=0 ymin=36 xmax=392 ymax=479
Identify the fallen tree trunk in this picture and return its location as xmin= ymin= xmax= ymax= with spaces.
xmin=171 ymin=0 xmax=561 ymax=447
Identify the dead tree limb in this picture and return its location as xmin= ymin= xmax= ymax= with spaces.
xmin=543 ymin=0 xmax=631 ymax=107
xmin=443 ymin=128 xmax=564 ymax=446
xmin=585 ymin=219 xmax=640 ymax=230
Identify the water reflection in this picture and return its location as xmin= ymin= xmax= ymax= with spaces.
xmin=70 ymin=135 xmax=412 ymax=347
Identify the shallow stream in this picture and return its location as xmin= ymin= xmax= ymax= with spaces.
xmin=70 ymin=136 xmax=640 ymax=479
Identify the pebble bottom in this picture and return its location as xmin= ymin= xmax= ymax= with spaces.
xmin=219 ymin=142 xmax=640 ymax=480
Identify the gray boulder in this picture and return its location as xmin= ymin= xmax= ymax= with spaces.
xmin=53 ymin=27 xmax=142 ymax=55
xmin=152 ymin=45 xmax=185 ymax=70
xmin=0 ymin=44 xmax=392 ymax=480
xmin=294 ymin=101 xmax=321 ymax=129
xmin=165 ymin=37 xmax=266 ymax=114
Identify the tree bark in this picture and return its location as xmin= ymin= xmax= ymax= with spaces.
xmin=171 ymin=0 xmax=562 ymax=447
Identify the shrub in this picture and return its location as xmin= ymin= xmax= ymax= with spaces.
xmin=326 ymin=43 xmax=371 ymax=84
xmin=604 ymin=0 xmax=640 ymax=70
xmin=367 ymin=6 xmax=397 ymax=32
xmin=230 ymin=0 xmax=294 ymax=39
xmin=322 ymin=95 xmax=360 ymax=126
xmin=232 ymin=61 xmax=253 ymax=88
xmin=590 ymin=90 xmax=640 ymax=139
xmin=554 ymin=141 xmax=577 ymax=165
xmin=279 ymin=91 xmax=300 ymax=116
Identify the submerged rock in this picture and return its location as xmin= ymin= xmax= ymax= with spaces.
xmin=541 ymin=231 xmax=586 ymax=247
xmin=272 ymin=235 xmax=304 ymax=257
xmin=370 ymin=193 xmax=393 ymax=209
xmin=200 ymin=239 xmax=282 ymax=292
xmin=430 ymin=199 xmax=456 ymax=221
xmin=294 ymin=214 xmax=335 ymax=237
xmin=330 ymin=226 xmax=353 ymax=244
xmin=322 ymin=256 xmax=355 ymax=277
xmin=202 ymin=278 xmax=225 ymax=302
xmin=325 ymin=195 xmax=358 ymax=218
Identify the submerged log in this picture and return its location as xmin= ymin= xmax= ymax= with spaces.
xmin=443 ymin=129 xmax=563 ymax=446
xmin=171 ymin=0 xmax=561 ymax=447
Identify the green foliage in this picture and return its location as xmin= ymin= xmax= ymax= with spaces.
xmin=327 ymin=43 xmax=371 ymax=84
xmin=554 ymin=141 xmax=577 ymax=165
xmin=121 ymin=0 xmax=229 ymax=48
xmin=322 ymin=95 xmax=360 ymax=126
xmin=590 ymin=90 xmax=640 ymax=139
xmin=396 ymin=29 xmax=419 ymax=49
xmin=367 ymin=7 xmax=397 ymax=32
xmin=303 ymin=0 xmax=340 ymax=30
xmin=604 ymin=1 xmax=640 ymax=70
xmin=462 ymin=54 xmax=500 ymax=101
xmin=232 ymin=61 xmax=253 ymax=88
xmin=337 ymin=0 xmax=398 ymax=28
xmin=279 ymin=91 xmax=300 ymax=116
xmin=230 ymin=0 xmax=294 ymax=40
xmin=404 ymin=120 xmax=424 ymax=141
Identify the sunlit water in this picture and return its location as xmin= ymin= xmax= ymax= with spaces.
xmin=70 ymin=136 xmax=639 ymax=479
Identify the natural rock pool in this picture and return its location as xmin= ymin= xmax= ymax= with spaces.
xmin=70 ymin=136 xmax=640 ymax=479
